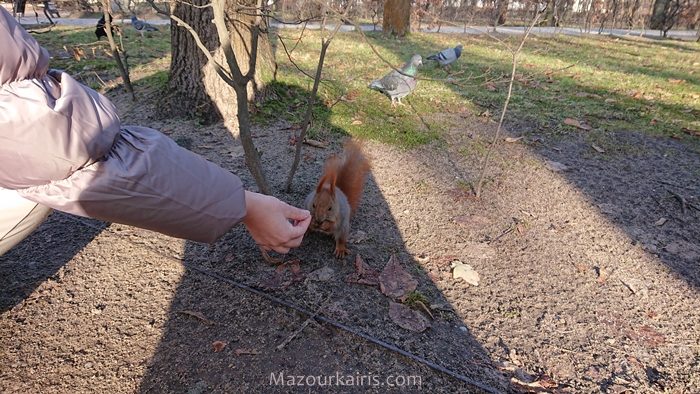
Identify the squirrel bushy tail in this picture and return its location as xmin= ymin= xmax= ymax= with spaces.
xmin=320 ymin=140 xmax=370 ymax=213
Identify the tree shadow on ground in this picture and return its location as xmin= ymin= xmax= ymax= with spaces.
xmin=369 ymin=29 xmax=700 ymax=288
xmin=0 ymin=213 xmax=105 ymax=313
xmin=136 ymin=81 xmax=507 ymax=392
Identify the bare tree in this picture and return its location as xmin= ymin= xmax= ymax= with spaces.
xmin=285 ymin=4 xmax=348 ymax=192
xmin=101 ymin=0 xmax=134 ymax=100
xmin=650 ymin=0 xmax=687 ymax=36
xmin=170 ymin=0 xmax=275 ymax=193
xmin=475 ymin=5 xmax=546 ymax=198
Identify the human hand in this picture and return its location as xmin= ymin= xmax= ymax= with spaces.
xmin=242 ymin=191 xmax=311 ymax=254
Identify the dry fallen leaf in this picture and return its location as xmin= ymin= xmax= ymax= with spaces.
xmin=505 ymin=136 xmax=524 ymax=143
xmin=212 ymin=341 xmax=227 ymax=352
xmin=259 ymin=260 xmax=305 ymax=290
xmin=344 ymin=90 xmax=359 ymax=101
xmin=351 ymin=119 xmax=363 ymax=125
xmin=596 ymin=267 xmax=609 ymax=284
xmin=234 ymin=348 xmax=259 ymax=356
xmin=388 ymin=301 xmax=431 ymax=332
xmin=654 ymin=217 xmax=667 ymax=226
xmin=348 ymin=230 xmax=369 ymax=244
xmin=451 ymin=261 xmax=480 ymax=286
xmin=563 ymin=117 xmax=592 ymax=131
xmin=668 ymin=78 xmax=685 ymax=84
xmin=303 ymin=139 xmax=328 ymax=148
xmin=306 ymin=266 xmax=335 ymax=282
xmin=346 ymin=254 xmax=380 ymax=286
xmin=545 ymin=160 xmax=569 ymax=172
xmin=178 ymin=310 xmax=214 ymax=325
xmin=379 ymin=255 xmax=418 ymax=301
xmin=591 ymin=143 xmax=605 ymax=153
xmin=628 ymin=325 xmax=666 ymax=348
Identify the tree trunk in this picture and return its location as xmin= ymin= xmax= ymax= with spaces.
xmin=383 ymin=0 xmax=411 ymax=36
xmin=493 ymin=0 xmax=509 ymax=26
xmin=649 ymin=0 xmax=671 ymax=29
xmin=168 ymin=0 xmax=275 ymax=123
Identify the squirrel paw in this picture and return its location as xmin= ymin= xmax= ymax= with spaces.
xmin=334 ymin=244 xmax=348 ymax=259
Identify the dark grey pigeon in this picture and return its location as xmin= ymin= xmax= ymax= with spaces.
xmin=369 ymin=54 xmax=422 ymax=107
xmin=427 ymin=44 xmax=463 ymax=67
xmin=130 ymin=15 xmax=158 ymax=37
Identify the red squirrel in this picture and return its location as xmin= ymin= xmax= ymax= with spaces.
xmin=305 ymin=141 xmax=371 ymax=258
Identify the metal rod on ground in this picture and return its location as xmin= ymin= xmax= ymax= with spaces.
xmin=63 ymin=213 xmax=502 ymax=394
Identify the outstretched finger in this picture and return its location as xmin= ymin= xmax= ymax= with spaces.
xmin=288 ymin=215 xmax=311 ymax=238
xmin=285 ymin=204 xmax=311 ymax=222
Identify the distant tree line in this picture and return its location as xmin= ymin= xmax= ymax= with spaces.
xmin=271 ymin=0 xmax=699 ymax=37
xmin=44 ymin=0 xmax=698 ymax=37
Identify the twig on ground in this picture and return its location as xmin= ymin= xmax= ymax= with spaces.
xmin=656 ymin=179 xmax=697 ymax=191
xmin=277 ymin=294 xmax=333 ymax=350
xmin=667 ymin=189 xmax=687 ymax=215
xmin=65 ymin=213 xmax=502 ymax=394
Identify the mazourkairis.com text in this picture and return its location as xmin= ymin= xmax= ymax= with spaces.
xmin=269 ymin=372 xmax=422 ymax=387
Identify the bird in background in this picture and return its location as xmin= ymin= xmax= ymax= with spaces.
xmin=427 ymin=44 xmax=463 ymax=68
xmin=95 ymin=13 xmax=120 ymax=40
xmin=130 ymin=15 xmax=158 ymax=37
xmin=369 ymin=54 xmax=422 ymax=108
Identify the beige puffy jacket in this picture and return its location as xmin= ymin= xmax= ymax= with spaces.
xmin=0 ymin=8 xmax=246 ymax=242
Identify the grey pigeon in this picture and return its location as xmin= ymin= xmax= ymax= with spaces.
xmin=427 ymin=44 xmax=463 ymax=67
xmin=369 ymin=54 xmax=422 ymax=107
xmin=130 ymin=15 xmax=158 ymax=37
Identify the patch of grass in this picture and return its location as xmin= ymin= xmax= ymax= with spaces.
xmin=272 ymin=29 xmax=698 ymax=147
xmin=405 ymin=291 xmax=430 ymax=308
xmin=31 ymin=24 xmax=699 ymax=146
xmin=32 ymin=24 xmax=171 ymax=94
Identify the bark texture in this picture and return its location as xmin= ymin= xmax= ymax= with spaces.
xmin=383 ymin=0 xmax=411 ymax=37
xmin=168 ymin=0 xmax=274 ymax=124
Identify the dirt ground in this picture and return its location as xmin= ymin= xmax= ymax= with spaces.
xmin=1 ymin=80 xmax=699 ymax=394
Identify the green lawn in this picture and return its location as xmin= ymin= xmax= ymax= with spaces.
xmin=32 ymin=24 xmax=700 ymax=147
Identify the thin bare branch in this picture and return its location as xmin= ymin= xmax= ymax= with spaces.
xmin=211 ymin=0 xmax=246 ymax=84
xmin=284 ymin=0 xmax=349 ymax=192
xmin=475 ymin=7 xmax=545 ymax=198
xmin=144 ymin=0 xmax=170 ymax=15
xmin=277 ymin=35 xmax=317 ymax=80
xmin=101 ymin=0 xmax=134 ymax=100
xmin=170 ymin=14 xmax=236 ymax=86
xmin=172 ymin=0 xmax=212 ymax=9
xmin=288 ymin=20 xmax=308 ymax=53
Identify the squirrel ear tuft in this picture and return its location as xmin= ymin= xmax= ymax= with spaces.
xmin=316 ymin=174 xmax=336 ymax=195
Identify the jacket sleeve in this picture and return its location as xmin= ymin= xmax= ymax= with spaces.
xmin=1 ymin=7 xmax=246 ymax=243
xmin=17 ymin=126 xmax=247 ymax=243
